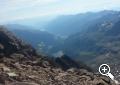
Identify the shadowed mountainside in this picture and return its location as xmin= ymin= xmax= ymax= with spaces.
xmin=0 ymin=26 xmax=116 ymax=85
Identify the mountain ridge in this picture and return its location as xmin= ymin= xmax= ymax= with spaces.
xmin=0 ymin=26 xmax=116 ymax=85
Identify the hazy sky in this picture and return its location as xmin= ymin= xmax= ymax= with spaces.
xmin=0 ymin=0 xmax=120 ymax=23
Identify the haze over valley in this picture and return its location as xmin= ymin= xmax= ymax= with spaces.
xmin=1 ymin=0 xmax=120 ymax=84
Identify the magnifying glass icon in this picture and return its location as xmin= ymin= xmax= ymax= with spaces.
xmin=99 ymin=64 xmax=114 ymax=80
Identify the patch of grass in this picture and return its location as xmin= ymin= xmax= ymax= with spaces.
xmin=79 ymin=51 xmax=97 ymax=57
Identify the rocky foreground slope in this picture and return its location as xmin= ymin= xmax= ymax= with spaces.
xmin=0 ymin=26 xmax=117 ymax=85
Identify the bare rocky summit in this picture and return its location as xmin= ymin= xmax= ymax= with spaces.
xmin=0 ymin=26 xmax=117 ymax=85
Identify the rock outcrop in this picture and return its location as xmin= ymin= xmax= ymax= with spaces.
xmin=0 ymin=26 xmax=117 ymax=85
xmin=54 ymin=55 xmax=92 ymax=71
xmin=0 ymin=26 xmax=37 ymax=59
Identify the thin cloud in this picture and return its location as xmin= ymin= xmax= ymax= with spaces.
xmin=0 ymin=0 xmax=59 ymax=12
xmin=0 ymin=0 xmax=120 ymax=23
